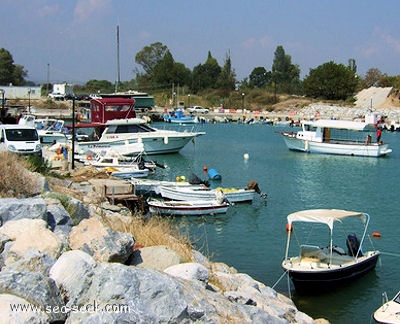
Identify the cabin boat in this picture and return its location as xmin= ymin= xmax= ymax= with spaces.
xmin=282 ymin=209 xmax=380 ymax=294
xmin=279 ymin=116 xmax=392 ymax=157
xmin=147 ymin=198 xmax=229 ymax=216
xmin=373 ymin=290 xmax=400 ymax=324
xmin=163 ymin=110 xmax=199 ymax=124
xmin=74 ymin=98 xmax=205 ymax=156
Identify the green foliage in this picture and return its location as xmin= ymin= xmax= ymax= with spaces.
xmin=303 ymin=61 xmax=358 ymax=100
xmin=192 ymin=51 xmax=222 ymax=92
xmin=85 ymin=79 xmax=114 ymax=93
xmin=0 ymin=48 xmax=28 ymax=86
xmin=271 ymin=46 xmax=301 ymax=94
xmin=249 ymin=67 xmax=271 ymax=88
xmin=135 ymin=42 xmax=168 ymax=75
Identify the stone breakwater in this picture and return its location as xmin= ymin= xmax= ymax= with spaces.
xmin=0 ymin=175 xmax=320 ymax=323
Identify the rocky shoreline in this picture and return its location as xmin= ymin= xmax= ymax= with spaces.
xmin=0 ymin=171 xmax=326 ymax=323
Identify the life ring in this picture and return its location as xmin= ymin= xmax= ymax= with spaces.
xmin=86 ymin=154 xmax=93 ymax=161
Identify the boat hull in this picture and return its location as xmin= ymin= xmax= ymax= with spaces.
xmin=159 ymin=186 xmax=255 ymax=203
xmin=148 ymin=199 xmax=229 ymax=216
xmin=282 ymin=252 xmax=380 ymax=294
xmin=373 ymin=291 xmax=400 ymax=324
xmin=282 ymin=134 xmax=392 ymax=157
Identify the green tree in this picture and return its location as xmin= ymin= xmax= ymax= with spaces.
xmin=303 ymin=61 xmax=358 ymax=100
xmin=249 ymin=67 xmax=271 ymax=88
xmin=85 ymin=80 xmax=114 ymax=93
xmin=361 ymin=68 xmax=383 ymax=88
xmin=135 ymin=42 xmax=168 ymax=75
xmin=271 ymin=46 xmax=300 ymax=94
xmin=216 ymin=51 xmax=236 ymax=96
xmin=192 ymin=51 xmax=221 ymax=92
xmin=0 ymin=48 xmax=27 ymax=86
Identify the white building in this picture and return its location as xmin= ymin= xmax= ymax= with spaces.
xmin=0 ymin=86 xmax=42 ymax=99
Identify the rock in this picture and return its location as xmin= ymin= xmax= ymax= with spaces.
xmin=0 ymin=271 xmax=65 ymax=322
xmin=3 ymin=249 xmax=56 ymax=276
xmin=0 ymin=197 xmax=47 ymax=226
xmin=0 ymin=293 xmax=49 ymax=323
xmin=49 ymin=250 xmax=97 ymax=307
xmin=164 ymin=262 xmax=209 ymax=286
xmin=130 ymin=245 xmax=183 ymax=271
xmin=0 ymin=219 xmax=63 ymax=267
xmin=68 ymin=218 xmax=134 ymax=263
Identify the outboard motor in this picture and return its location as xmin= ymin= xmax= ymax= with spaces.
xmin=247 ymin=180 xmax=267 ymax=199
xmin=346 ymin=233 xmax=363 ymax=257
xmin=188 ymin=173 xmax=210 ymax=187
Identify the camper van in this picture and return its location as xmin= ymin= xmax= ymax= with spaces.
xmin=0 ymin=125 xmax=42 ymax=156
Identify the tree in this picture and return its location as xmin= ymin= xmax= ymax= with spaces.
xmin=216 ymin=51 xmax=236 ymax=95
xmin=303 ymin=61 xmax=358 ymax=100
xmin=135 ymin=42 xmax=168 ymax=75
xmin=249 ymin=67 xmax=270 ymax=88
xmin=0 ymin=48 xmax=27 ymax=86
xmin=271 ymin=46 xmax=300 ymax=94
xmin=361 ymin=68 xmax=383 ymax=88
xmin=85 ymin=80 xmax=114 ymax=93
xmin=192 ymin=51 xmax=221 ymax=92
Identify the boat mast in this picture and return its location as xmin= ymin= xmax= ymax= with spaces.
xmin=115 ymin=24 xmax=121 ymax=93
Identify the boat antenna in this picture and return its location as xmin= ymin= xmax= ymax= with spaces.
xmin=115 ymin=24 xmax=121 ymax=93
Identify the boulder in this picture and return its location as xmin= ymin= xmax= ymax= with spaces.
xmin=0 ymin=271 xmax=65 ymax=322
xmin=0 ymin=197 xmax=47 ymax=226
xmin=3 ymin=249 xmax=56 ymax=276
xmin=0 ymin=219 xmax=63 ymax=267
xmin=0 ymin=293 xmax=49 ymax=323
xmin=49 ymin=250 xmax=97 ymax=307
xmin=130 ymin=245 xmax=183 ymax=271
xmin=68 ymin=218 xmax=134 ymax=263
xmin=164 ymin=262 xmax=209 ymax=286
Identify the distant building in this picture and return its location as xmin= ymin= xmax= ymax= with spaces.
xmin=0 ymin=86 xmax=42 ymax=99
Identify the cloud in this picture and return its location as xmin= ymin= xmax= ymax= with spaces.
xmin=382 ymin=33 xmax=400 ymax=54
xmin=73 ymin=0 xmax=112 ymax=23
xmin=241 ymin=35 xmax=273 ymax=50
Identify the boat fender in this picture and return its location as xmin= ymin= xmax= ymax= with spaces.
xmin=164 ymin=136 xmax=169 ymax=144
xmin=86 ymin=154 xmax=93 ymax=161
xmin=208 ymin=168 xmax=222 ymax=181
xmin=372 ymin=232 xmax=382 ymax=237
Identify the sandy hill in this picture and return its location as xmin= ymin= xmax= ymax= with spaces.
xmin=355 ymin=87 xmax=400 ymax=109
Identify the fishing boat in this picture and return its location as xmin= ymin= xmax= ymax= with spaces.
xmin=373 ymin=290 xmax=400 ymax=324
xmin=147 ymin=198 xmax=229 ymax=216
xmin=282 ymin=209 xmax=380 ymax=294
xmin=159 ymin=181 xmax=266 ymax=203
xmin=279 ymin=115 xmax=392 ymax=157
xmin=131 ymin=177 xmax=203 ymax=195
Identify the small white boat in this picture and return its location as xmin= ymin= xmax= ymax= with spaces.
xmin=131 ymin=177 xmax=203 ymax=195
xmin=147 ymin=198 xmax=229 ymax=216
xmin=282 ymin=209 xmax=380 ymax=294
xmin=373 ymin=290 xmax=400 ymax=324
xmin=279 ymin=115 xmax=392 ymax=157
xmin=159 ymin=185 xmax=256 ymax=203
xmin=85 ymin=151 xmax=153 ymax=179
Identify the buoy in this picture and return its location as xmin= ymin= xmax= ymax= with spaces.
xmin=207 ymin=168 xmax=222 ymax=180
xmin=203 ymin=166 xmax=208 ymax=171
xmin=180 ymin=175 xmax=186 ymax=181
xmin=286 ymin=223 xmax=293 ymax=232
xmin=176 ymin=176 xmax=181 ymax=182
xmin=372 ymin=232 xmax=382 ymax=237
xmin=244 ymin=153 xmax=249 ymax=159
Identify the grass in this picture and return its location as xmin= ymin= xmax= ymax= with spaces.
xmin=108 ymin=214 xmax=195 ymax=262
xmin=0 ymin=152 xmax=43 ymax=198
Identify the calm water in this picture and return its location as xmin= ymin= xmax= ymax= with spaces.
xmin=149 ymin=121 xmax=400 ymax=324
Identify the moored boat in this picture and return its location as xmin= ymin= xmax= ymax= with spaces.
xmin=282 ymin=209 xmax=380 ymax=294
xmin=147 ymin=198 xmax=229 ymax=216
xmin=279 ymin=116 xmax=392 ymax=157
xmin=373 ymin=290 xmax=400 ymax=324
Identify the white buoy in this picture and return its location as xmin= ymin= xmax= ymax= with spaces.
xmin=244 ymin=153 xmax=249 ymax=160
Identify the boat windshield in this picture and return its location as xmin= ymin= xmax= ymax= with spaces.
xmin=107 ymin=124 xmax=155 ymax=134
xmin=5 ymin=129 xmax=39 ymax=141
xmin=394 ymin=292 xmax=400 ymax=304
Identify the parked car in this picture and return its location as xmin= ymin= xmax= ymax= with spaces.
xmin=187 ymin=106 xmax=209 ymax=114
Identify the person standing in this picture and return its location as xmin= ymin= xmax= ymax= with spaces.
xmin=376 ymin=127 xmax=382 ymax=144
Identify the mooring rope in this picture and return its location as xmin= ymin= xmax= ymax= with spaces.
xmin=379 ymin=251 xmax=400 ymax=258
xmin=272 ymin=269 xmax=290 ymax=290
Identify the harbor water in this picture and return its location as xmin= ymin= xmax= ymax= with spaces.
xmin=149 ymin=121 xmax=400 ymax=324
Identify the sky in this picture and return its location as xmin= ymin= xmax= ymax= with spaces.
xmin=1 ymin=0 xmax=400 ymax=85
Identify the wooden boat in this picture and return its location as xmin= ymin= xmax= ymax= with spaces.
xmin=373 ymin=290 xmax=400 ymax=324
xmin=147 ymin=198 xmax=229 ymax=216
xmin=282 ymin=209 xmax=380 ymax=294
xmin=131 ymin=177 xmax=203 ymax=195
xmin=279 ymin=114 xmax=392 ymax=157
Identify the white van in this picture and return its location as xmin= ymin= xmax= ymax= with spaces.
xmin=0 ymin=124 xmax=42 ymax=156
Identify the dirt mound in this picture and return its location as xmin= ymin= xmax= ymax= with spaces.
xmin=354 ymin=87 xmax=394 ymax=109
